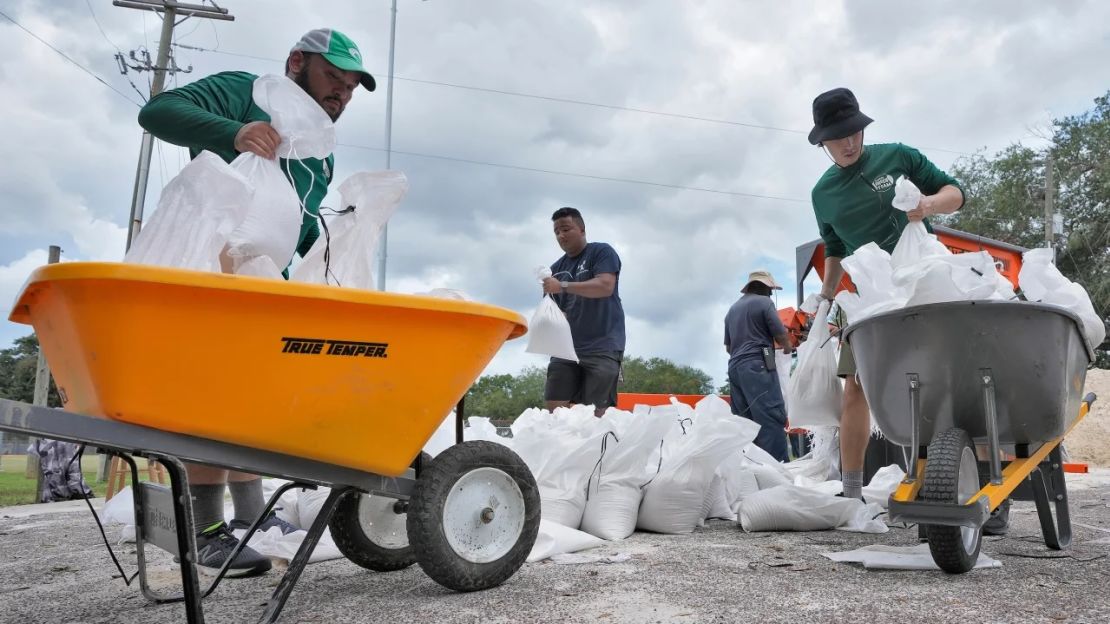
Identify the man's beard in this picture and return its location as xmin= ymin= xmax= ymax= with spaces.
xmin=293 ymin=70 xmax=342 ymax=122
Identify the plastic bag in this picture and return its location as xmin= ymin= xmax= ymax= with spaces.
xmin=890 ymin=221 xmax=950 ymax=271
xmin=836 ymin=243 xmax=908 ymax=322
xmin=890 ymin=175 xmax=922 ymax=212
xmin=1018 ymin=248 xmax=1105 ymax=346
xmin=637 ymin=396 xmax=757 ymax=534
xmin=291 ymin=171 xmax=408 ymax=289
xmin=226 ymin=75 xmax=336 ymax=272
xmin=525 ymin=295 xmax=579 ymax=362
xmin=1018 ymin=248 xmax=1071 ymax=302
xmin=125 ymin=151 xmax=252 ymax=271
xmin=785 ymin=301 xmax=842 ymax=428
xmin=580 ymin=408 xmax=672 ymax=540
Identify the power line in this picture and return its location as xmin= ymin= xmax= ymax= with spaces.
xmin=338 ymin=142 xmax=808 ymax=203
xmin=172 ymin=43 xmax=972 ymax=156
xmin=0 ymin=8 xmax=142 ymax=107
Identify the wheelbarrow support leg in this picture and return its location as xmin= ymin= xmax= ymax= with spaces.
xmin=259 ymin=486 xmax=352 ymax=624
xmin=904 ymin=373 xmax=921 ymax=485
xmin=1030 ymin=444 xmax=1072 ymax=550
xmin=150 ymin=453 xmax=206 ymax=624
xmin=979 ymin=369 xmax=1003 ymax=486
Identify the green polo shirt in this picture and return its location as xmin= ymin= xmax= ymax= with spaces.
xmin=138 ymin=71 xmax=331 ymax=259
xmin=810 ymin=143 xmax=963 ymax=258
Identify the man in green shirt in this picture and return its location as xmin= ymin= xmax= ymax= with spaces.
xmin=808 ymin=88 xmax=964 ymax=501
xmin=137 ymin=28 xmax=375 ymax=577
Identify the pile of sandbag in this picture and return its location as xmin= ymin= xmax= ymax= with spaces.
xmin=423 ymin=396 xmax=907 ymax=549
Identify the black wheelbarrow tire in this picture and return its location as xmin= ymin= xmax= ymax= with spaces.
xmin=407 ymin=441 xmax=540 ymax=592
xmin=921 ymin=427 xmax=983 ymax=573
xmin=329 ymin=452 xmax=430 ymax=572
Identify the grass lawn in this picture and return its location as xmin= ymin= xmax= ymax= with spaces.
xmin=0 ymin=454 xmax=142 ymax=507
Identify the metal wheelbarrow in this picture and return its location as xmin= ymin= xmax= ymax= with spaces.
xmin=2 ymin=262 xmax=540 ymax=623
xmin=843 ymin=300 xmax=1096 ymax=573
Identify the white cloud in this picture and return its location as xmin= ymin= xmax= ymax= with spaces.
xmin=3 ymin=0 xmax=1110 ymax=388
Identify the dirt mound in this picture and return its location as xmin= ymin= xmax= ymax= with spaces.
xmin=1067 ymin=368 xmax=1110 ymax=467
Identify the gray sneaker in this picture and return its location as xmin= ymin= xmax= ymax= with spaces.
xmin=195 ymin=522 xmax=272 ymax=578
xmin=983 ymin=499 xmax=1011 ymax=536
xmin=229 ymin=511 xmax=300 ymax=535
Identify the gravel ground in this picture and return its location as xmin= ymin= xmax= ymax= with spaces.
xmin=2 ymin=472 xmax=1109 ymax=624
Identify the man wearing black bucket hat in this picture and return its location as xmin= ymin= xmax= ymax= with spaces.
xmin=807 ymin=88 xmax=964 ymax=501
xmin=138 ymin=28 xmax=376 ymax=578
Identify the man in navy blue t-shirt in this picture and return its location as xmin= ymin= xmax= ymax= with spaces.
xmin=541 ymin=207 xmax=626 ymax=417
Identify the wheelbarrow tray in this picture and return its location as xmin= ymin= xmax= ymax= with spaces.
xmin=843 ymin=300 xmax=1092 ymax=447
xmin=9 ymin=262 xmax=526 ymax=476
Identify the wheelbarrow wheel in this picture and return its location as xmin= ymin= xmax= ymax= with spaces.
xmin=329 ymin=452 xmax=430 ymax=572
xmin=407 ymin=441 xmax=540 ymax=592
xmin=921 ymin=427 xmax=982 ymax=573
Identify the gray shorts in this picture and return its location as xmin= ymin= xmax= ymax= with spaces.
xmin=837 ymin=341 xmax=856 ymax=378
xmin=544 ymin=351 xmax=623 ymax=409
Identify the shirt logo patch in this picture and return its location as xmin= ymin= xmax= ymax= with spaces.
xmin=322 ymin=160 xmax=331 ymax=180
xmin=871 ymin=174 xmax=894 ymax=192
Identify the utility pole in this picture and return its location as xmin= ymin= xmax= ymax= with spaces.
xmin=1045 ymin=153 xmax=1055 ymax=263
xmin=24 ymin=246 xmax=61 ymax=499
xmin=115 ymin=0 xmax=234 ymax=251
xmin=376 ymin=0 xmax=399 ymax=291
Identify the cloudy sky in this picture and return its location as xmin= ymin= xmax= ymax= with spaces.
xmin=2 ymin=0 xmax=1109 ymax=387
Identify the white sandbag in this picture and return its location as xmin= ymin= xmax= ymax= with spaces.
xmin=291 ymin=170 xmax=408 ymax=289
xmin=231 ymin=525 xmax=342 ymax=564
xmin=226 ymin=75 xmax=336 ymax=272
xmin=295 ymin=486 xmax=333 ymax=530
xmin=775 ymin=351 xmax=792 ymax=412
xmin=230 ymin=254 xmax=284 ymax=280
xmin=225 ymin=152 xmax=302 ymax=270
xmin=464 ymin=416 xmax=506 ymax=444
xmin=637 ymin=397 xmax=757 ymax=534
xmin=526 ymin=519 xmax=607 ymax=563
xmin=837 ymin=243 xmax=908 ymax=322
xmin=699 ymin=473 xmax=735 ymax=522
xmin=714 ymin=452 xmax=760 ymax=515
xmin=1018 ymin=247 xmax=1071 ymax=302
xmin=862 ymin=464 xmax=906 ymax=508
xmin=739 ymin=485 xmax=887 ymax=533
xmin=786 ymin=301 xmax=843 ymax=428
xmin=580 ymin=409 xmax=672 ymax=541
xmin=125 ymin=151 xmax=252 ymax=272
xmin=1019 ymin=248 xmax=1105 ymax=346
xmin=511 ymin=405 xmax=606 ymax=528
xmin=525 ymin=295 xmax=579 ymax=362
xmin=101 ymin=486 xmax=136 ymax=525
xmin=422 ymin=411 xmax=458 ymax=458
xmin=890 ymin=175 xmax=922 ymax=212
xmin=748 ymin=463 xmax=793 ymax=490
xmin=740 ymin=441 xmax=791 ymax=473
xmin=890 ymin=220 xmax=950 ymax=271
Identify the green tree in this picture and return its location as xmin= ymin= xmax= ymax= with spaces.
xmin=462 ymin=356 xmax=717 ymax=421
xmin=618 ymin=356 xmax=714 ymax=395
xmin=0 ymin=334 xmax=61 ymax=407
xmin=463 ymin=366 xmax=546 ymax=422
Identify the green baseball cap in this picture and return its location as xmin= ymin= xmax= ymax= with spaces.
xmin=291 ymin=28 xmax=376 ymax=91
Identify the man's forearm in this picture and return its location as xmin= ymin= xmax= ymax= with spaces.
xmin=821 ymin=257 xmax=845 ymax=299
xmin=138 ymin=92 xmax=243 ymax=154
xmin=923 ymin=184 xmax=964 ymax=216
xmin=563 ymin=275 xmax=616 ymax=298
